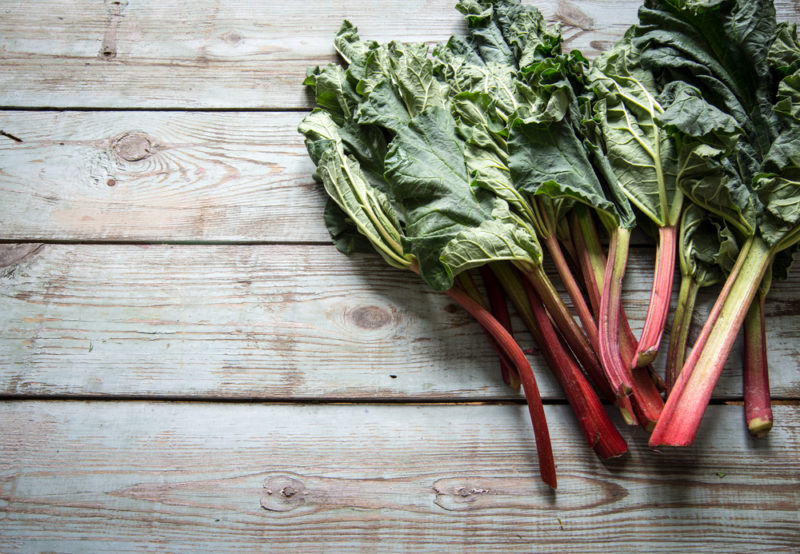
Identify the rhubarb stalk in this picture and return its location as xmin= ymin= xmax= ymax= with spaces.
xmin=478 ymin=267 xmax=521 ymax=390
xmin=445 ymin=286 xmax=557 ymax=488
xmin=571 ymin=209 xmax=663 ymax=428
xmin=599 ymin=227 xmax=634 ymax=396
xmin=633 ymin=224 xmax=678 ymax=368
xmin=491 ymin=263 xmax=627 ymax=459
xmin=516 ymin=261 xmax=605 ymax=391
xmin=743 ymin=289 xmax=772 ymax=437
xmin=664 ymin=275 xmax=699 ymax=393
xmin=650 ymin=236 xmax=773 ymax=447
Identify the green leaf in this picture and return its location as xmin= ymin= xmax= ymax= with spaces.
xmin=386 ymin=42 xmax=448 ymax=118
xmin=678 ymin=203 xmax=736 ymax=287
xmin=385 ymin=106 xmax=540 ymax=290
xmin=635 ymin=0 xmax=780 ymax=158
xmin=509 ymin=116 xmax=619 ymax=229
xmin=768 ymin=22 xmax=800 ymax=76
xmin=589 ymin=34 xmax=681 ymax=227
xmin=323 ymin=198 xmax=377 ymax=255
xmin=775 ymin=72 xmax=800 ymax=123
xmin=456 ymin=0 xmax=560 ymax=68
xmin=754 ymin=124 xmax=800 ymax=249
xmin=303 ymin=64 xmax=359 ymax=126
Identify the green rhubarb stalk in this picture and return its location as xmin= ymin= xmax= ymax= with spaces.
xmin=599 ymin=227 xmax=634 ymax=396
xmin=650 ymin=236 xmax=773 ymax=447
xmin=664 ymin=275 xmax=699 ymax=393
xmin=743 ymin=289 xmax=773 ymax=437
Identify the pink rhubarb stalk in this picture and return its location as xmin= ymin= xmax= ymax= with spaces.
xmin=542 ymin=232 xmax=600 ymax=352
xmin=599 ymin=227 xmax=634 ymax=396
xmin=650 ymin=236 xmax=773 ymax=447
xmin=633 ymin=224 xmax=678 ymax=368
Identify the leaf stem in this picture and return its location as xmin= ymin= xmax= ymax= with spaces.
xmin=491 ymin=263 xmax=627 ymax=458
xmin=445 ymin=286 xmax=557 ymax=488
xmin=633 ymin=224 xmax=678 ymax=368
xmin=650 ymin=236 xmax=773 ymax=447
xmin=478 ymin=267 xmax=521 ymax=390
xmin=599 ymin=227 xmax=634 ymax=396
xmin=664 ymin=274 xmax=699 ymax=394
xmin=743 ymin=289 xmax=772 ymax=438
xmin=543 ymin=233 xmax=600 ymax=352
xmin=516 ymin=262 xmax=604 ymax=392
xmin=569 ymin=209 xmax=638 ymax=425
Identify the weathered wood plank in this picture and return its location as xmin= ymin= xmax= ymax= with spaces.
xmin=0 ymin=110 xmax=658 ymax=245
xmin=0 ymin=0 xmax=638 ymax=109
xmin=2 ymin=243 xmax=798 ymax=400
xmin=1 ymin=401 xmax=798 ymax=552
xmin=0 ymin=111 xmax=325 ymax=242
xmin=2 ymin=0 xmax=796 ymax=109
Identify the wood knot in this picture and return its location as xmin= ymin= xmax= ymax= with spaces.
xmin=220 ymin=31 xmax=243 ymax=45
xmin=349 ymin=305 xmax=391 ymax=330
xmin=433 ymin=477 xmax=495 ymax=511
xmin=0 ymin=244 xmax=44 ymax=273
xmin=112 ymin=132 xmax=156 ymax=162
xmin=261 ymin=475 xmax=306 ymax=512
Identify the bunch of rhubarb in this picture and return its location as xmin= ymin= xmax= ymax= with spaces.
xmin=298 ymin=0 xmax=800 ymax=486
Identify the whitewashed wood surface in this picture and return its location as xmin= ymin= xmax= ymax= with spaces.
xmin=1 ymin=0 xmax=799 ymax=551
xmin=1 ymin=402 xmax=799 ymax=553
xmin=1 ymin=243 xmax=799 ymax=400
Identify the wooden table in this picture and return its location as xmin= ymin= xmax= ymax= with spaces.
xmin=1 ymin=1 xmax=799 ymax=551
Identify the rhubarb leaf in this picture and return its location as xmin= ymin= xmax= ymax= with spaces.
xmin=589 ymin=32 xmax=681 ymax=227
xmin=384 ymin=106 xmax=540 ymax=290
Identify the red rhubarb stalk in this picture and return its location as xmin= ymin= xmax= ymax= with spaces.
xmin=478 ymin=267 xmax=521 ymax=390
xmin=743 ymin=290 xmax=772 ymax=437
xmin=650 ymin=236 xmax=773 ymax=447
xmin=491 ymin=263 xmax=627 ymax=458
xmin=542 ymin=232 xmax=600 ymax=352
xmin=523 ymin=277 xmax=627 ymax=458
xmin=517 ymin=262 xmax=605 ymax=395
xmin=445 ymin=286 xmax=557 ymax=488
xmin=633 ymin=224 xmax=678 ymax=368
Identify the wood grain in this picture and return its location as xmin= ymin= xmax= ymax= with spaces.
xmin=0 ymin=110 xmax=671 ymax=245
xmin=2 ymin=243 xmax=798 ymax=400
xmin=2 ymin=0 xmax=796 ymax=109
xmin=0 ymin=111 xmax=326 ymax=242
xmin=0 ymin=0 xmax=643 ymax=109
xmin=1 ymin=401 xmax=798 ymax=552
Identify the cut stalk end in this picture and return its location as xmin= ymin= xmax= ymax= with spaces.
xmin=634 ymin=350 xmax=658 ymax=369
xmin=747 ymin=416 xmax=773 ymax=438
